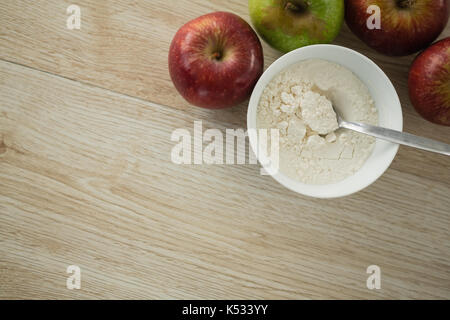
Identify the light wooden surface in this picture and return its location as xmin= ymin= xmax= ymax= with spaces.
xmin=0 ymin=0 xmax=449 ymax=299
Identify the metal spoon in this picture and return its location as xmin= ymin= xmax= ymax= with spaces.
xmin=332 ymin=106 xmax=450 ymax=156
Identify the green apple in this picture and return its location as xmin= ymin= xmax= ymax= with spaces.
xmin=249 ymin=0 xmax=344 ymax=52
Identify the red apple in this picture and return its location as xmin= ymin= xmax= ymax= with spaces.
xmin=169 ymin=12 xmax=264 ymax=109
xmin=409 ymin=37 xmax=450 ymax=126
xmin=345 ymin=0 xmax=449 ymax=56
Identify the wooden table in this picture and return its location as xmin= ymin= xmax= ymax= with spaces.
xmin=1 ymin=0 xmax=449 ymax=299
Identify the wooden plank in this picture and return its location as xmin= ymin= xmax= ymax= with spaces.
xmin=1 ymin=60 xmax=449 ymax=299
xmin=0 ymin=0 xmax=281 ymax=109
xmin=1 ymin=0 xmax=449 ymax=186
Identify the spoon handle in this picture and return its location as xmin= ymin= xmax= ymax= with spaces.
xmin=340 ymin=121 xmax=450 ymax=156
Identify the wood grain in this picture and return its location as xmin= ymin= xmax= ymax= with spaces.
xmin=0 ymin=0 xmax=449 ymax=299
xmin=1 ymin=0 xmax=449 ymax=184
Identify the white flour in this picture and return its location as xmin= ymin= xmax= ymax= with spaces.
xmin=257 ymin=59 xmax=378 ymax=184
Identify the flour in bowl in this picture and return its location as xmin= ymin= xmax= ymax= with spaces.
xmin=257 ymin=59 xmax=378 ymax=184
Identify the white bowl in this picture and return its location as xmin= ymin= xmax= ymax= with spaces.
xmin=247 ymin=45 xmax=403 ymax=198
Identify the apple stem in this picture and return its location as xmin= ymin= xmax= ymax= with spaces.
xmin=284 ymin=0 xmax=309 ymax=14
xmin=212 ymin=51 xmax=222 ymax=60
xmin=396 ymin=0 xmax=416 ymax=9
